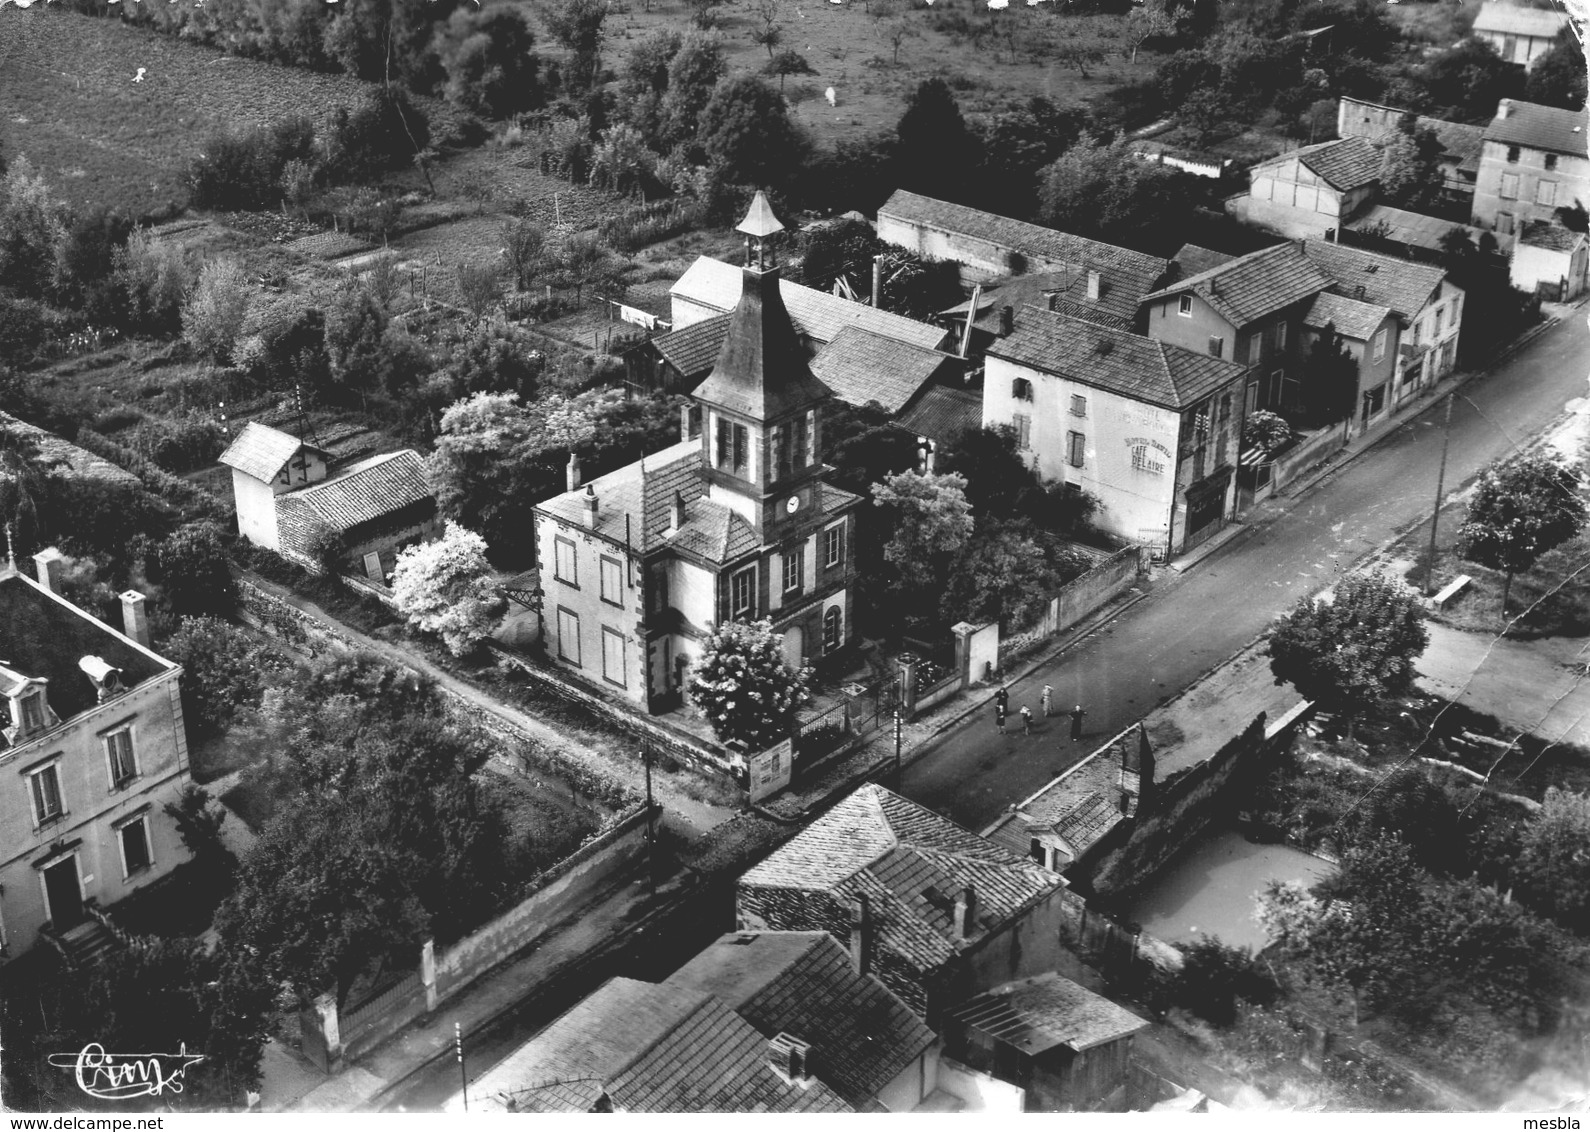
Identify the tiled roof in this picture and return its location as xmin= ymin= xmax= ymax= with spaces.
xmin=1346 ymin=205 xmax=1503 ymax=254
xmin=694 ymin=264 xmax=835 ymax=421
xmin=897 ymin=386 xmax=983 ymax=447
xmin=463 ymin=977 xmax=849 ymax=1113
xmin=670 ymin=257 xmax=949 ymax=351
xmin=0 ymin=412 xmax=138 ymax=486
xmin=1521 ymin=220 xmax=1588 ymax=251
xmin=989 ymin=307 xmax=1249 ymax=411
xmin=1172 ymin=244 xmax=1236 ymax=278
xmin=739 ymin=784 xmax=1063 ymax=978
xmin=668 ymin=932 xmax=934 ymax=1109
xmin=809 ymin=326 xmax=953 ymax=414
xmin=536 ymin=441 xmax=855 ymax=565
xmin=218 ymin=421 xmax=325 ymax=483
xmin=1299 ymin=239 xmax=1448 ymax=319
xmin=1303 ymin=291 xmax=1393 ymax=342
xmin=982 ymin=728 xmax=1148 ymax=865
xmin=944 ymin=272 xmax=1139 ymax=334
xmin=0 ymin=571 xmax=169 ymax=738
xmin=948 ymin=973 xmax=1149 ymax=1056
xmin=275 ymin=451 xmax=435 ymax=557
xmin=1473 ymin=2 xmax=1569 ymax=39
xmin=653 ymin=313 xmax=732 ymax=379
xmin=1337 ymin=98 xmax=1488 ymax=172
xmin=1485 ymin=99 xmax=1590 ymax=157
xmin=1288 ymin=136 xmax=1384 ymax=191
xmin=878 ymin=191 xmax=1170 ymax=326
xmin=1142 ymin=241 xmax=1332 ymax=327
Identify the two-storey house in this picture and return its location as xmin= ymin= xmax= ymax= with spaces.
xmin=1471 ymin=2 xmax=1570 ymax=70
xmin=982 ymin=306 xmax=1250 ymax=559
xmin=0 ymin=553 xmax=192 ymax=963
xmin=534 ymin=194 xmax=861 ymax=721
xmin=1233 ymin=136 xmax=1383 ymax=240
xmin=1473 ymin=99 xmax=1590 ymax=236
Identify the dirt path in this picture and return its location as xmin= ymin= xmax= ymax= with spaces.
xmin=241 ymin=573 xmax=737 ymax=837
xmin=1416 ymin=622 xmax=1590 ymax=750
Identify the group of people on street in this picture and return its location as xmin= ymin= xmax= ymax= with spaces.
xmin=995 ymin=683 xmax=1085 ymax=740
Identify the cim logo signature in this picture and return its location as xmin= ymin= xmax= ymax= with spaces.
xmin=48 ymin=1044 xmax=205 ymax=1101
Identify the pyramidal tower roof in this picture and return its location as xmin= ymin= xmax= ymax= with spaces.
xmin=694 ymin=193 xmax=832 ymax=422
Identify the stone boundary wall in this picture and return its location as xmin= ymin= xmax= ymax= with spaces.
xmin=488 ymin=644 xmax=737 ymax=779
xmin=996 ymin=545 xmax=1145 ymax=670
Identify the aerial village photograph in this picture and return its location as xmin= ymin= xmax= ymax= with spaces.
xmin=0 ymin=0 xmax=1587 ymax=1119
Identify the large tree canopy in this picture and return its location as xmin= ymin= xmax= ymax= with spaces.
xmin=1457 ymin=453 xmax=1588 ymax=616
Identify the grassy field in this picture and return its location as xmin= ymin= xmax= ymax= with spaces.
xmin=517 ymin=0 xmax=1168 ymax=148
xmin=0 ymin=7 xmax=438 ymax=218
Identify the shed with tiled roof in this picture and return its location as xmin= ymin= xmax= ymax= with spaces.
xmin=1294 ymin=136 xmax=1384 ymax=192
xmin=809 ymin=326 xmax=957 ymax=414
xmin=272 ymin=449 xmax=440 ymax=580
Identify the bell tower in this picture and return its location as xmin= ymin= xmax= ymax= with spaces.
xmin=691 ymin=191 xmax=833 ymax=542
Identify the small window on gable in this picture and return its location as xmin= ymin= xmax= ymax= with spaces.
xmin=1545 ymin=154 xmax=1558 ymax=171
xmin=1011 ymin=377 xmax=1033 ymax=402
xmin=1069 ymin=395 xmax=1087 ymax=418
xmin=1177 ymin=294 xmax=1193 ymax=317
xmin=1207 ymin=336 xmax=1224 ymax=359
xmin=1506 ymin=145 xmax=1521 ymax=164
xmin=1373 ymin=328 xmax=1389 ymax=362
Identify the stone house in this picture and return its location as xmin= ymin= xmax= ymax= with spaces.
xmin=981 ymin=305 xmax=1249 ymax=560
xmin=1232 ymin=137 xmax=1383 ymax=240
xmin=534 ymin=195 xmax=861 ymax=719
xmin=219 ymin=422 xmax=440 ymax=581
xmin=1473 ymin=99 xmax=1590 ymax=237
xmin=1471 ymin=1 xmax=1570 ymax=69
xmin=0 ymin=553 xmax=191 ymax=963
xmin=736 ymin=784 xmax=1071 ymax=1027
xmin=1335 ymin=96 xmax=1487 ymax=209
xmin=942 ymin=973 xmax=1150 ymax=1112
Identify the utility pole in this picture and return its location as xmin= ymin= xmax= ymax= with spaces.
xmin=1424 ymin=392 xmax=1455 ymax=596
xmin=456 ymin=1021 xmax=467 ymax=1111
xmin=893 ymin=709 xmax=903 ymax=784
xmin=643 ymin=744 xmax=656 ymax=893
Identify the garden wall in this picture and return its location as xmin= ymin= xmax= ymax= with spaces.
xmin=993 ymin=544 xmax=1146 ymax=673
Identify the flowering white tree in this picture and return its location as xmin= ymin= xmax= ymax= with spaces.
xmin=390 ymin=522 xmax=506 ymax=656
xmin=689 ymin=618 xmax=810 ymax=750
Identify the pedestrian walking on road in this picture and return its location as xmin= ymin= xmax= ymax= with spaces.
xmin=1020 ymin=705 xmax=1033 ymax=735
xmin=995 ymin=685 xmax=1009 ymax=713
xmin=1070 ymin=705 xmax=1086 ymax=741
xmin=995 ymin=702 xmax=1007 ymax=733
xmin=1041 ymin=684 xmax=1053 ymax=717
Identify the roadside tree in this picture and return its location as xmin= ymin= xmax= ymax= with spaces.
xmin=872 ymin=468 xmax=974 ymax=599
xmin=689 ymin=618 xmax=811 ymax=750
xmin=390 ymin=521 xmax=506 ymax=656
xmin=1457 ymin=453 xmax=1588 ymax=619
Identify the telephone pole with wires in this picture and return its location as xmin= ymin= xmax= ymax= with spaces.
xmin=1423 ymin=392 xmax=1455 ymax=596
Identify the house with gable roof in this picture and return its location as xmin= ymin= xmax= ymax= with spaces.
xmin=1471 ymin=1 xmax=1571 ymax=69
xmin=218 ymin=421 xmax=440 ymax=582
xmin=1511 ymin=219 xmax=1590 ymax=301
xmin=1233 ymin=136 xmax=1384 ymax=240
xmin=1473 ymin=98 xmax=1590 ymax=237
xmin=534 ymin=194 xmax=862 ymax=718
xmin=1141 ymin=238 xmax=1462 ymax=433
xmin=735 ymin=783 xmax=1072 ymax=1026
xmin=982 ymin=305 xmax=1250 ymax=559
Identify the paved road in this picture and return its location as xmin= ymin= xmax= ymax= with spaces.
xmin=902 ymin=310 xmax=1590 ymax=833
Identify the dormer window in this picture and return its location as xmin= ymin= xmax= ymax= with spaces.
xmin=18 ymin=691 xmax=44 ymax=734
xmin=1178 ymin=295 xmax=1194 ymax=317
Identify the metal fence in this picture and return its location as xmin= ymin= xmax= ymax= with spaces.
xmin=338 ymin=969 xmax=424 ymax=1053
xmin=794 ymin=674 xmax=901 ymax=762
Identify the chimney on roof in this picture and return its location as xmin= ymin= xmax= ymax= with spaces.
xmin=999 ymin=305 xmax=1014 ymax=337
xmin=1498 ymin=99 xmax=1512 ymax=120
xmin=33 ymin=547 xmax=64 ymax=593
xmin=583 ymin=484 xmax=599 ymax=528
xmin=953 ymin=885 xmax=977 ymax=941
xmin=78 ymin=656 xmax=125 ymax=703
xmin=1086 ymin=270 xmax=1102 ymax=301
xmin=120 ymin=591 xmax=150 ymax=649
xmin=566 ymin=452 xmax=581 ymax=493
xmin=1046 ymin=292 xmax=1058 ymax=312
xmin=1209 ymin=277 xmax=1219 ymax=297
xmin=669 ymin=491 xmax=686 ymax=535
xmin=872 ymin=253 xmax=884 ymax=308
xmin=768 ymin=1033 xmax=813 ymax=1085
xmin=849 ymin=894 xmax=873 ymax=975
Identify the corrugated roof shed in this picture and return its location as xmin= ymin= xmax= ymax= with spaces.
xmin=879 ymin=190 xmax=1170 ymax=326
xmin=668 ymin=932 xmax=935 ymax=1109
xmin=218 ymin=421 xmax=326 ymax=483
xmin=670 ymin=257 xmax=948 ymax=351
xmin=948 ymin=973 xmax=1149 ymax=1056
xmin=809 ymin=326 xmax=954 ymax=413
xmin=989 ymin=306 xmax=1250 ymax=411
xmin=1142 ymin=241 xmax=1332 ymax=327
xmin=1303 ymin=291 xmax=1393 ymax=342
xmin=1299 ymin=239 xmax=1448 ymax=318
xmin=1485 ymin=99 xmax=1590 ymax=156
xmin=1473 ymin=1 xmax=1570 ymax=40
xmin=1289 ymin=136 xmax=1384 ymax=191
xmin=739 ymin=784 xmax=1063 ymax=979
xmin=897 ymin=386 xmax=983 ymax=446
